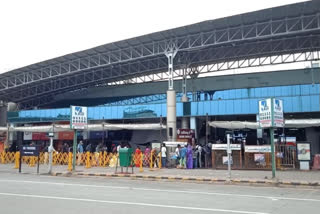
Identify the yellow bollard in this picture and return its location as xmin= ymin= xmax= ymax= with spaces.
xmin=99 ymin=151 xmax=103 ymax=167
xmin=29 ymin=156 xmax=35 ymax=167
xmin=102 ymin=152 xmax=107 ymax=167
xmin=0 ymin=152 xmax=5 ymax=164
xmin=158 ymin=153 xmax=161 ymax=169
xmin=85 ymin=151 xmax=91 ymax=168
xmin=68 ymin=152 xmax=72 ymax=171
xmin=52 ymin=152 xmax=57 ymax=165
xmin=149 ymin=151 xmax=153 ymax=169
xmin=140 ymin=154 xmax=144 ymax=172
xmin=14 ymin=152 xmax=20 ymax=169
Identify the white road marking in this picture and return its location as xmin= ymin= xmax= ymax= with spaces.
xmin=0 ymin=179 xmax=319 ymax=202
xmin=0 ymin=192 xmax=269 ymax=214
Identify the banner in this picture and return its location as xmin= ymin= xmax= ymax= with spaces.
xmin=58 ymin=132 xmax=74 ymax=140
xmin=212 ymin=144 xmax=241 ymax=150
xmin=245 ymin=145 xmax=271 ymax=153
xmin=32 ymin=132 xmax=49 ymax=141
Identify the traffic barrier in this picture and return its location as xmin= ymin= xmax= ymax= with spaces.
xmin=68 ymin=152 xmax=72 ymax=171
xmin=140 ymin=154 xmax=144 ymax=172
xmin=85 ymin=152 xmax=91 ymax=168
xmin=0 ymin=151 xmax=163 ymax=169
xmin=29 ymin=156 xmax=36 ymax=167
xmin=1 ymin=151 xmax=5 ymax=164
xmin=14 ymin=152 xmax=20 ymax=169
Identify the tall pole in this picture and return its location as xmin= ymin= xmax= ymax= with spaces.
xmin=48 ymin=137 xmax=54 ymax=174
xmin=160 ymin=115 xmax=163 ymax=142
xmin=72 ymin=129 xmax=77 ymax=171
xmin=205 ymin=113 xmax=208 ymax=145
xmin=270 ymin=127 xmax=276 ymax=178
xmin=270 ymin=98 xmax=276 ymax=179
xmin=227 ymin=133 xmax=231 ymax=179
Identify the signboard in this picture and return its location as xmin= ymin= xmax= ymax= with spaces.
xmin=245 ymin=145 xmax=271 ymax=153
xmin=177 ymin=129 xmax=195 ymax=139
xmin=23 ymin=132 xmax=32 ymax=141
xmin=19 ymin=146 xmax=40 ymax=174
xmin=163 ymin=141 xmax=187 ymax=147
xmin=258 ymin=99 xmax=272 ymax=128
xmin=273 ymin=99 xmax=284 ymax=127
xmin=32 ymin=132 xmax=49 ymax=141
xmin=258 ymin=98 xmax=284 ymax=128
xmin=70 ymin=106 xmax=87 ymax=130
xmin=58 ymin=132 xmax=74 ymax=140
xmin=280 ymin=136 xmax=296 ymax=146
xmin=212 ymin=144 xmax=241 ymax=151
xmin=223 ymin=156 xmax=233 ymax=165
xmin=297 ymin=143 xmax=311 ymax=161
xmin=254 ymin=154 xmax=266 ymax=165
xmin=20 ymin=146 xmax=40 ymax=156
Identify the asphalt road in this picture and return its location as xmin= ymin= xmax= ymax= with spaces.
xmin=0 ymin=172 xmax=319 ymax=214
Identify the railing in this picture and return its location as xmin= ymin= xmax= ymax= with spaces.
xmin=0 ymin=151 xmax=159 ymax=169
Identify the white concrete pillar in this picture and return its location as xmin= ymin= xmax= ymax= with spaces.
xmin=167 ymin=90 xmax=177 ymax=141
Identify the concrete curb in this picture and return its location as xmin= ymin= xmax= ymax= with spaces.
xmin=51 ymin=171 xmax=320 ymax=187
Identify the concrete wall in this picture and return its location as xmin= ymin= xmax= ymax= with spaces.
xmin=306 ymin=127 xmax=320 ymax=155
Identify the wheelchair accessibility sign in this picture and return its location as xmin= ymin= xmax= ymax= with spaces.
xmin=70 ymin=106 xmax=87 ymax=129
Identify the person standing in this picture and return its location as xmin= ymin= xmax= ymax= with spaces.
xmin=175 ymin=144 xmax=181 ymax=167
xmin=77 ymin=141 xmax=84 ymax=153
xmin=179 ymin=145 xmax=187 ymax=168
xmin=161 ymin=143 xmax=167 ymax=168
xmin=193 ymin=145 xmax=198 ymax=169
xmin=134 ymin=146 xmax=142 ymax=167
xmin=77 ymin=141 xmax=84 ymax=165
xmin=187 ymin=143 xmax=193 ymax=169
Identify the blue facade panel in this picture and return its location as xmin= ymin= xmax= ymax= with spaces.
xmin=7 ymin=84 xmax=320 ymax=123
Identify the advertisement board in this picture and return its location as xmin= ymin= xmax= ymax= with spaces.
xmin=258 ymin=98 xmax=283 ymax=128
xmin=297 ymin=143 xmax=311 ymax=161
xmin=70 ymin=106 xmax=87 ymax=130
xmin=254 ymin=154 xmax=266 ymax=165
xmin=273 ymin=99 xmax=284 ymax=127
xmin=258 ymin=99 xmax=272 ymax=128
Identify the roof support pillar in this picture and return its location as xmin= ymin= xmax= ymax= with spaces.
xmin=165 ymin=46 xmax=178 ymax=142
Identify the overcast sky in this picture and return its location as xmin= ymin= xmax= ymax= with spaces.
xmin=0 ymin=0 xmax=306 ymax=74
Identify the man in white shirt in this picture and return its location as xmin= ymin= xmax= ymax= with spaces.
xmin=161 ymin=143 xmax=167 ymax=168
xmin=175 ymin=144 xmax=181 ymax=167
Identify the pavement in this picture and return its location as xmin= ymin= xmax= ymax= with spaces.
xmin=1 ymin=163 xmax=320 ymax=187
xmin=0 ymin=172 xmax=320 ymax=214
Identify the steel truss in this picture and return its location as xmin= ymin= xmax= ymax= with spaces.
xmin=1 ymin=12 xmax=320 ymax=109
xmin=15 ymin=38 xmax=320 ymax=109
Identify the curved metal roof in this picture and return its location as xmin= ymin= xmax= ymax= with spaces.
xmin=1 ymin=1 xmax=320 ymax=109
xmin=0 ymin=0 xmax=317 ymax=78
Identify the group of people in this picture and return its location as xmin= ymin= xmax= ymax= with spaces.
xmin=174 ymin=143 xmax=203 ymax=169
xmin=130 ymin=142 xmax=210 ymax=169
